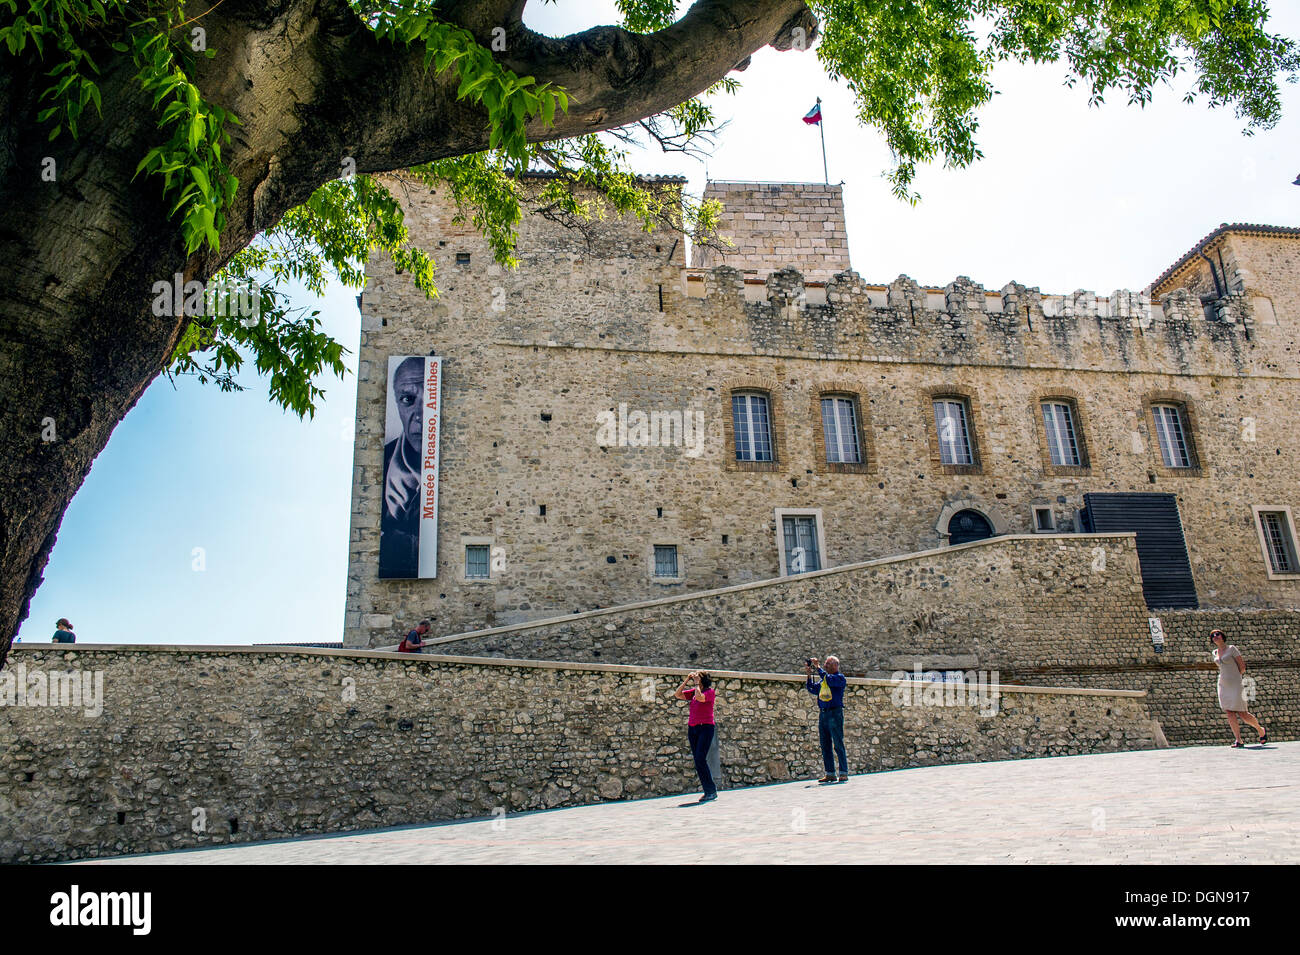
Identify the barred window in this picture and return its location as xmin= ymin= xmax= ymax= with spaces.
xmin=821 ymin=397 xmax=862 ymax=464
xmin=732 ymin=393 xmax=774 ymax=462
xmin=1041 ymin=401 xmax=1081 ymax=467
xmin=933 ymin=399 xmax=973 ymax=466
xmin=653 ymin=545 xmax=679 ymax=578
xmin=1258 ymin=511 xmax=1298 ymax=575
xmin=465 ymin=544 xmax=490 ymax=579
xmin=1152 ymin=404 xmax=1193 ymax=468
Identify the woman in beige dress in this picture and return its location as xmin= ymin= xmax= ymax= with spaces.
xmin=1211 ymin=629 xmax=1267 ymax=748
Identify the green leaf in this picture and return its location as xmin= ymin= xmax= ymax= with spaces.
xmin=191 ymin=165 xmax=211 ymax=197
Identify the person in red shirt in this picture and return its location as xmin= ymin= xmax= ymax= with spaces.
xmin=674 ymin=670 xmax=717 ymax=803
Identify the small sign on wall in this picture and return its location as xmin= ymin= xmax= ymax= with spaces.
xmin=1148 ymin=617 xmax=1165 ymax=653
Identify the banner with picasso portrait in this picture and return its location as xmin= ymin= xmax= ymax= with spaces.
xmin=379 ymin=355 xmax=442 ymax=579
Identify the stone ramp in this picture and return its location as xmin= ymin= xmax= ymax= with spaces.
xmin=89 ymin=741 xmax=1299 ymax=865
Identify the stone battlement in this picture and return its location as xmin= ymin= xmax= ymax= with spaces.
xmin=682 ymin=266 xmax=1210 ymax=322
xmin=666 ymin=264 xmax=1272 ymax=378
xmin=371 ymin=177 xmax=1295 ymax=380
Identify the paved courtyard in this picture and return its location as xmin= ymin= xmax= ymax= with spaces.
xmin=89 ymin=741 xmax=1298 ymax=864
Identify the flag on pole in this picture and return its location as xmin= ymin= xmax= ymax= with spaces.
xmin=804 ymin=97 xmax=828 ymax=183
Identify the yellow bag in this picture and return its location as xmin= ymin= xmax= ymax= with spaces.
xmin=819 ymin=679 xmax=833 ymax=702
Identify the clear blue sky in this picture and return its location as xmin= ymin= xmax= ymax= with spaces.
xmin=18 ymin=2 xmax=1300 ymax=645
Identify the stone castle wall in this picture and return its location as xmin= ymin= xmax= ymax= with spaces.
xmin=690 ymin=181 xmax=850 ymax=280
xmin=1151 ymin=229 xmax=1300 ymax=332
xmin=0 ymin=645 xmax=1157 ymax=863
xmin=427 ymin=534 xmax=1151 ymax=673
xmin=417 ymin=534 xmax=1300 ymax=747
xmin=345 ymin=179 xmax=1300 ymax=646
xmin=1012 ymin=608 xmax=1300 ymax=746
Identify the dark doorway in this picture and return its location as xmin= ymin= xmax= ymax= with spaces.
xmin=948 ymin=509 xmax=994 ymax=545
xmin=1081 ymin=492 xmax=1198 ymax=609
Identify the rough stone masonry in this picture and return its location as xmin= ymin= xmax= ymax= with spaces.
xmin=419 ymin=533 xmax=1300 ymax=747
xmin=0 ymin=645 xmax=1158 ymax=863
xmin=345 ymin=175 xmax=1300 ymax=646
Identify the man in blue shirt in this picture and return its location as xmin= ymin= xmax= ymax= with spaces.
xmin=399 ymin=620 xmax=430 ymax=653
xmin=805 ymin=655 xmax=848 ymax=783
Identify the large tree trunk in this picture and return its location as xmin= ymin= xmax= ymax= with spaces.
xmin=0 ymin=54 xmax=193 ymax=660
xmin=0 ymin=0 xmax=812 ymax=668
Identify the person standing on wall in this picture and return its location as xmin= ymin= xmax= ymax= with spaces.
xmin=1211 ymin=629 xmax=1267 ymax=747
xmin=52 ymin=618 xmax=76 ymax=643
xmin=674 ymin=670 xmax=718 ymax=803
xmin=806 ymin=656 xmax=849 ymax=783
xmin=398 ymin=620 xmax=430 ymax=653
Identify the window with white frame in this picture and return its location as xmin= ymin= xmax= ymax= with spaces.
xmin=465 ymin=544 xmax=490 ymax=579
xmin=1033 ymin=506 xmax=1056 ymax=532
xmin=1041 ymin=401 xmax=1081 ymax=467
xmin=781 ymin=515 xmax=821 ymax=574
xmin=1256 ymin=509 xmax=1299 ymax=576
xmin=1151 ymin=404 xmax=1194 ymax=468
xmin=933 ymin=399 xmax=974 ymax=466
xmin=821 ymin=396 xmax=862 ymax=464
xmin=653 ymin=544 xmax=679 ymax=579
xmin=732 ymin=393 xmax=774 ymax=462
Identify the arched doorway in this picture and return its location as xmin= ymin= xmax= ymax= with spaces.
xmin=947 ymin=509 xmax=994 ymax=545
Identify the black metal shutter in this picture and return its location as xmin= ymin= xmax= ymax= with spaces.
xmin=1082 ymin=492 xmax=1198 ymax=609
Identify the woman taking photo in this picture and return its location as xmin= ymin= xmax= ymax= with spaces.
xmin=1211 ymin=628 xmax=1267 ymax=748
xmin=674 ymin=670 xmax=717 ymax=803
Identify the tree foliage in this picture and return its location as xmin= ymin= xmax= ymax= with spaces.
xmin=3 ymin=0 xmax=1295 ymax=416
xmin=813 ymin=0 xmax=1299 ymax=200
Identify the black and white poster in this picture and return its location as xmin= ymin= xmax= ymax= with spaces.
xmin=379 ymin=355 xmax=442 ymax=579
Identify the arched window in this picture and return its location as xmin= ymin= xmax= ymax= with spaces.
xmin=948 ymin=509 xmax=994 ymax=545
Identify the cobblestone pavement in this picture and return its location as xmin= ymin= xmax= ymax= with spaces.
xmin=89 ymin=742 xmax=1298 ymax=864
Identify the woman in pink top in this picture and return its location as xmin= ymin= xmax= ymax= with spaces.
xmin=674 ymin=670 xmax=717 ymax=803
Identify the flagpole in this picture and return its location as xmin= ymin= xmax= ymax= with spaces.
xmin=817 ymin=97 xmax=827 ymax=184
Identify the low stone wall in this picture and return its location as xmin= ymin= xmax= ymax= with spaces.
xmin=0 ymin=645 xmax=1157 ymax=863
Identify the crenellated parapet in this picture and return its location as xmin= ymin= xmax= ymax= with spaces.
xmin=671 ymin=263 xmax=1286 ymax=377
xmin=383 ymin=174 xmax=1297 ymax=382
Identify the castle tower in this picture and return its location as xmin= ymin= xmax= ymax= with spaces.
xmin=691 ymin=180 xmax=850 ymax=282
